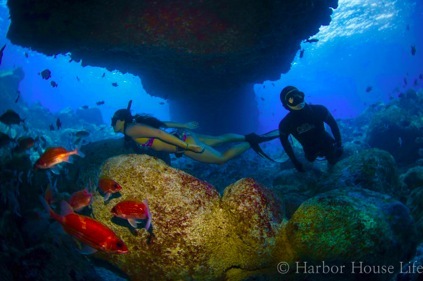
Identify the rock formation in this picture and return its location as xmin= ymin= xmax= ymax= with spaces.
xmin=90 ymin=154 xmax=416 ymax=280
xmin=6 ymin=0 xmax=338 ymax=133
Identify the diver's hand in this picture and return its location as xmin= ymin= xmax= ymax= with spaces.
xmin=293 ymin=161 xmax=305 ymax=173
xmin=186 ymin=143 xmax=205 ymax=153
xmin=185 ymin=121 xmax=199 ymax=130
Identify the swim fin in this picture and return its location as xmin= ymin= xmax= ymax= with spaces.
xmin=244 ymin=131 xmax=280 ymax=162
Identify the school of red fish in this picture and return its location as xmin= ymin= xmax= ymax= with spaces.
xmin=32 ymin=144 xmax=151 ymax=255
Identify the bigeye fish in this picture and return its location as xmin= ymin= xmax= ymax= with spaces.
xmin=40 ymin=197 xmax=128 ymax=254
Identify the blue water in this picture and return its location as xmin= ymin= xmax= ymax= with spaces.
xmin=0 ymin=0 xmax=422 ymax=130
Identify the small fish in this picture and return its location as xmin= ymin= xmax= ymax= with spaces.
xmin=34 ymin=147 xmax=84 ymax=170
xmin=75 ymin=130 xmax=90 ymax=138
xmin=299 ymin=49 xmax=305 ymax=58
xmin=365 ymin=86 xmax=372 ymax=93
xmin=404 ymin=77 xmax=408 ymax=85
xmin=39 ymin=197 xmax=128 ymax=254
xmin=398 ymin=137 xmax=403 ymax=147
xmin=81 ymin=105 xmax=89 ymax=109
xmin=260 ymin=97 xmax=265 ymax=101
xmin=49 ymin=124 xmax=55 ymax=131
xmin=96 ymin=101 xmax=105 ymax=105
xmin=56 ymin=118 xmax=62 ymax=130
xmin=305 ymin=38 xmax=319 ymax=43
xmin=0 ymin=109 xmax=25 ymax=126
xmin=159 ymin=102 xmax=165 ymax=105
xmin=98 ymin=177 xmax=122 ymax=201
xmin=411 ymin=45 xmax=416 ymax=56
xmin=40 ymin=69 xmax=51 ymax=80
xmin=15 ymin=91 xmax=20 ymax=103
xmin=13 ymin=136 xmax=35 ymax=153
xmin=111 ymin=199 xmax=152 ymax=230
xmin=24 ymin=52 xmax=29 ymax=58
xmin=68 ymin=188 xmax=93 ymax=212
xmin=50 ymin=81 xmax=58 ymax=88
xmin=101 ymin=73 xmax=105 ymax=78
xmin=0 ymin=44 xmax=6 ymax=65
xmin=76 ymin=76 xmax=80 ymax=82
xmin=112 ymin=82 xmax=118 ymax=87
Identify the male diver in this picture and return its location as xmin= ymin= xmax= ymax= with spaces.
xmin=278 ymin=86 xmax=343 ymax=172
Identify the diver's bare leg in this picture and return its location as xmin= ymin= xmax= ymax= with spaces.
xmin=195 ymin=133 xmax=245 ymax=147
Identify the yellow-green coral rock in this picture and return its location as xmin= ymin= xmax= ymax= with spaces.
xmin=275 ymin=187 xmax=417 ymax=281
xmin=92 ymin=154 xmax=282 ymax=281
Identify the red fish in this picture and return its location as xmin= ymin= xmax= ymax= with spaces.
xmin=44 ymin=185 xmax=56 ymax=205
xmin=40 ymin=197 xmax=128 ymax=254
xmin=98 ymin=177 xmax=122 ymax=201
xmin=34 ymin=147 xmax=84 ymax=169
xmin=68 ymin=188 xmax=93 ymax=212
xmin=13 ymin=136 xmax=35 ymax=153
xmin=111 ymin=199 xmax=152 ymax=230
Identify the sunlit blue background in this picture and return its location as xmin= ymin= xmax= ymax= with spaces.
xmin=0 ymin=0 xmax=422 ymax=133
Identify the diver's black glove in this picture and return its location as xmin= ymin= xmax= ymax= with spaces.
xmin=293 ymin=161 xmax=305 ymax=173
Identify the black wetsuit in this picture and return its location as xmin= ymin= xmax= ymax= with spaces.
xmin=279 ymin=104 xmax=342 ymax=166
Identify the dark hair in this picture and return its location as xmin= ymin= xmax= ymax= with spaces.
xmin=112 ymin=109 xmax=167 ymax=129
xmin=111 ymin=109 xmax=133 ymax=126
xmin=133 ymin=114 xmax=167 ymax=128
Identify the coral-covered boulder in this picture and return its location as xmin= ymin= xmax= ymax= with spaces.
xmin=402 ymin=167 xmax=423 ymax=237
xmin=406 ymin=187 xmax=423 ymax=243
xmin=275 ymin=188 xmax=417 ymax=281
xmin=366 ymin=91 xmax=423 ymax=166
xmin=92 ymin=154 xmax=282 ymax=280
xmin=217 ymin=178 xmax=283 ymax=271
xmin=271 ymin=149 xmax=404 ymax=220
xmin=401 ymin=166 xmax=423 ymax=191
xmin=320 ymin=148 xmax=403 ymax=198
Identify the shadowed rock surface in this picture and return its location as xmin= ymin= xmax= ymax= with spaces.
xmin=6 ymin=0 xmax=338 ymax=133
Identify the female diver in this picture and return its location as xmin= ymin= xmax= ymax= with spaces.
xmin=111 ymin=108 xmax=278 ymax=164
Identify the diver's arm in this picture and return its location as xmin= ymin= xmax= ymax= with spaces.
xmin=279 ymin=132 xmax=304 ymax=172
xmin=163 ymin=121 xmax=199 ymax=130
xmin=280 ymin=134 xmax=299 ymax=163
xmin=324 ymin=113 xmax=342 ymax=144
xmin=126 ymin=124 xmax=203 ymax=152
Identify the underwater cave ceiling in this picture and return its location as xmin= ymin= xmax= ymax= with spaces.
xmin=6 ymin=0 xmax=338 ymax=133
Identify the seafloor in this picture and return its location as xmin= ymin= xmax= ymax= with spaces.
xmin=1 ymin=71 xmax=423 ymax=280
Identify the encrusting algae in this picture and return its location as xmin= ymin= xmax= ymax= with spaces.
xmin=91 ymin=154 xmax=282 ymax=280
xmin=90 ymin=154 xmax=416 ymax=281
